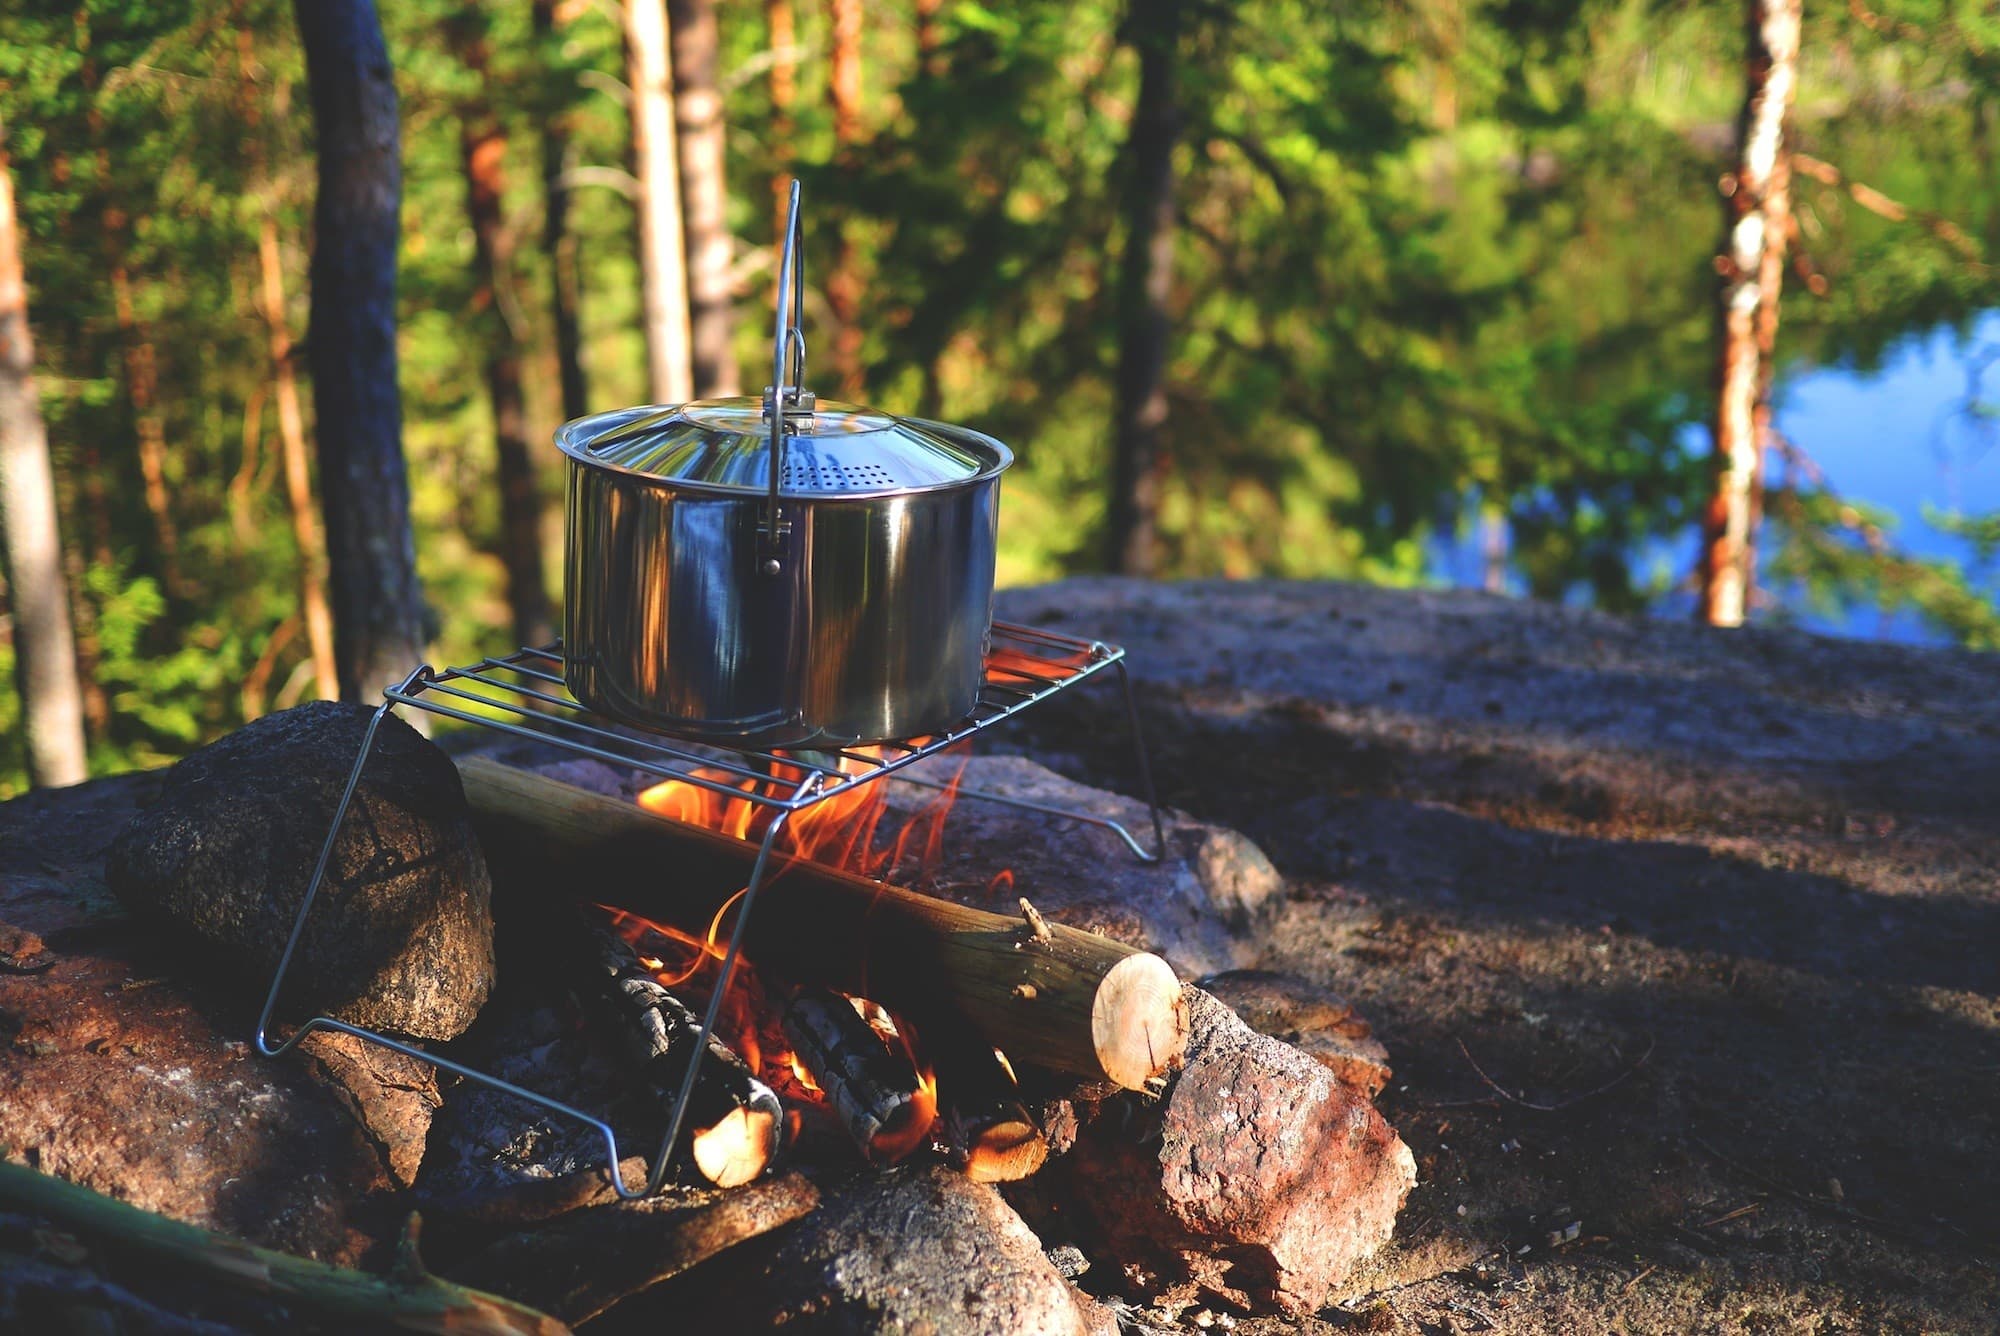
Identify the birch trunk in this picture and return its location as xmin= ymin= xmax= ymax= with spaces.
xmin=1699 ymin=0 xmax=1801 ymax=628
xmin=670 ymin=0 xmax=739 ymax=398
xmin=1106 ymin=0 xmax=1182 ymax=577
xmin=257 ymin=219 xmax=340 ymax=702
xmin=294 ymin=0 xmax=430 ymax=702
xmin=625 ymin=0 xmax=694 ymax=404
xmin=0 ymin=134 xmax=89 ymax=788
xmin=535 ymin=0 xmax=590 ymax=422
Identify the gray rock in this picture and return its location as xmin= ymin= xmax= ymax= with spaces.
xmin=107 ymin=701 xmax=494 ymax=1042
xmin=687 ymin=1165 xmax=1110 ymax=1334
xmin=881 ymin=754 xmax=1283 ymax=977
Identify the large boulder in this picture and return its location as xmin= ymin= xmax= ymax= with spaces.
xmin=107 ymin=701 xmax=494 ymax=1042
xmin=674 ymin=1166 xmax=1114 ymax=1334
xmin=1061 ymin=987 xmax=1416 ymax=1316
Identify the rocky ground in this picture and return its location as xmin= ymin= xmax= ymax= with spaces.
xmin=993 ymin=578 xmax=2000 ymax=1334
xmin=3 ymin=576 xmax=1995 ymax=1332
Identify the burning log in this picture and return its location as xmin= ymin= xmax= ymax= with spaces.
xmin=780 ymin=986 xmax=936 ymax=1165
xmin=458 ymin=757 xmax=1188 ymax=1092
xmin=585 ymin=925 xmax=783 ymax=1188
xmin=933 ymin=1033 xmax=1049 ymax=1185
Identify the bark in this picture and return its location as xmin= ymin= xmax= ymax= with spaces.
xmin=625 ymin=0 xmax=694 ymax=403
xmin=1699 ymin=0 xmax=1801 ymax=628
xmin=766 ymin=0 xmax=796 ymax=244
xmin=294 ymin=0 xmax=430 ymax=701
xmin=456 ymin=756 xmax=1190 ymax=1091
xmin=915 ymin=0 xmax=944 ymax=76
xmin=0 ymin=1164 xmax=567 ymax=1335
xmin=826 ymin=0 xmax=864 ymax=398
xmin=535 ymin=0 xmax=589 ymax=422
xmin=670 ymin=0 xmax=739 ymax=398
xmin=0 ymin=137 xmax=89 ymax=788
xmin=258 ymin=218 xmax=340 ymax=702
xmin=1105 ymin=0 xmax=1183 ymax=577
xmin=458 ymin=25 xmax=553 ymax=648
xmin=108 ymin=265 xmax=182 ymax=595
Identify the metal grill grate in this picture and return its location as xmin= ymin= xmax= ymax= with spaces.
xmin=254 ymin=620 xmax=1164 ymax=1199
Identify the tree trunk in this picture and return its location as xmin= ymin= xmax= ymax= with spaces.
xmin=625 ymin=0 xmax=694 ymax=404
xmin=258 ymin=218 xmax=340 ymax=703
xmin=766 ymin=0 xmax=796 ymax=245
xmin=670 ymin=0 xmax=739 ymax=399
xmin=294 ymin=0 xmax=430 ymax=702
xmin=1105 ymin=0 xmax=1182 ymax=577
xmin=0 ymin=135 xmax=89 ymax=788
xmin=826 ymin=0 xmax=864 ymax=398
xmin=108 ymin=264 xmax=182 ymax=596
xmin=1699 ymin=0 xmax=1801 ymax=628
xmin=535 ymin=0 xmax=589 ymax=422
xmin=915 ymin=0 xmax=943 ymax=77
xmin=458 ymin=23 xmax=553 ymax=649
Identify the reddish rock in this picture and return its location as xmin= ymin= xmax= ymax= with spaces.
xmin=1064 ymin=987 xmax=1414 ymax=1316
xmin=1198 ymin=968 xmax=1393 ymax=1097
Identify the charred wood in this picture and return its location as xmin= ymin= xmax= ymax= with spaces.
xmin=781 ymin=985 xmax=935 ymax=1166
xmin=458 ymin=757 xmax=1189 ymax=1093
xmin=584 ymin=923 xmax=783 ymax=1188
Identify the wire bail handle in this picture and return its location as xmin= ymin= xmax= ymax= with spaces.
xmin=761 ymin=179 xmax=813 ymax=571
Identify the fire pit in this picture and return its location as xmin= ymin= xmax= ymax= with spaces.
xmin=254 ymin=620 xmax=1177 ymax=1198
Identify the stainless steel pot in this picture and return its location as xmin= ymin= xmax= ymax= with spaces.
xmin=556 ymin=184 xmax=1013 ymax=748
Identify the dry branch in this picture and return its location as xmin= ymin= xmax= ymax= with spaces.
xmin=585 ymin=923 xmax=783 ymax=1187
xmin=0 ymin=1162 xmax=567 ymax=1334
xmin=1792 ymin=152 xmax=1986 ymax=267
xmin=457 ymin=756 xmax=1188 ymax=1091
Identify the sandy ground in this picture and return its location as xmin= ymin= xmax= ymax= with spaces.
xmin=995 ymin=579 xmax=2000 ymax=1335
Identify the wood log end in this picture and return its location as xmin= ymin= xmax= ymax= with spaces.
xmin=960 ymin=1115 xmax=1050 ymax=1183
xmin=1091 ymin=953 xmax=1187 ymax=1091
xmin=693 ymin=1105 xmax=782 ymax=1189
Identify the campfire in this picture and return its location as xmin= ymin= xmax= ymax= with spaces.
xmin=595 ymin=753 xmax=1038 ymax=1187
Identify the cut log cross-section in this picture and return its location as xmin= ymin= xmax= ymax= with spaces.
xmin=584 ymin=923 xmax=783 ymax=1188
xmin=457 ymin=757 xmax=1189 ymax=1092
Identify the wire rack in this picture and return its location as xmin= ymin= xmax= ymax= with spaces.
xmin=254 ymin=620 xmax=1165 ymax=1198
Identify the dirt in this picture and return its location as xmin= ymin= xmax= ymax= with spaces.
xmin=993 ymin=578 xmax=2000 ymax=1335
xmin=3 ymin=575 xmax=1996 ymax=1332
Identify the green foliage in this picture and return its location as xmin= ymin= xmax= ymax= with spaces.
xmin=0 ymin=0 xmax=1996 ymax=796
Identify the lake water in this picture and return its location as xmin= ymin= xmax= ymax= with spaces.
xmin=1438 ymin=310 xmax=2000 ymax=644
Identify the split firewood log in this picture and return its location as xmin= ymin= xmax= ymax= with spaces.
xmin=584 ymin=925 xmax=783 ymax=1188
xmin=932 ymin=1027 xmax=1049 ymax=1184
xmin=780 ymin=986 xmax=936 ymax=1165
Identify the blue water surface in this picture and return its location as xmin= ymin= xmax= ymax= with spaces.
xmin=1439 ymin=311 xmax=2000 ymax=645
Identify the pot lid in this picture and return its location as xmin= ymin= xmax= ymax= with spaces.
xmin=554 ymin=396 xmax=1013 ymax=498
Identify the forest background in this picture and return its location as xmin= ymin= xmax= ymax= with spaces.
xmin=0 ymin=0 xmax=1996 ymax=795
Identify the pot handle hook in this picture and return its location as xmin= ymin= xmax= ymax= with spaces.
xmin=762 ymin=179 xmax=809 ymax=572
